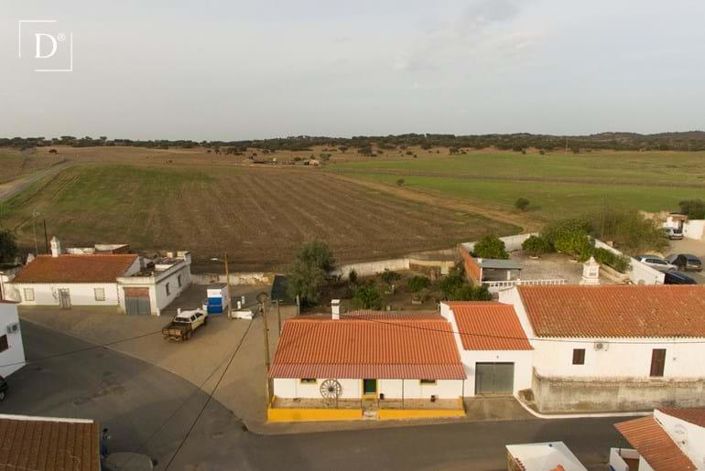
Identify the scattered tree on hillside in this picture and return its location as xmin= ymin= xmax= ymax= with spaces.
xmin=0 ymin=229 xmax=18 ymax=264
xmin=396 ymin=178 xmax=405 ymax=187
xmin=287 ymin=240 xmax=335 ymax=306
xmin=678 ymin=199 xmax=705 ymax=219
xmin=515 ymin=197 xmax=530 ymax=211
xmin=473 ymin=234 xmax=509 ymax=259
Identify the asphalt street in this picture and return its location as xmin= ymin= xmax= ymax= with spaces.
xmin=2 ymin=321 xmax=627 ymax=470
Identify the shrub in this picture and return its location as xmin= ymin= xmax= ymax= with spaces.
xmin=678 ymin=199 xmax=705 ymax=219
xmin=348 ymin=269 xmax=358 ymax=285
xmin=407 ymin=275 xmax=430 ymax=293
xmin=380 ymin=269 xmax=402 ymax=286
xmin=592 ymin=247 xmax=631 ymax=273
xmin=396 ymin=178 xmax=405 ymax=187
xmin=352 ymin=282 xmax=383 ymax=310
xmin=287 ymin=240 xmax=336 ymax=306
xmin=515 ymin=197 xmax=530 ymax=211
xmin=522 ymin=235 xmax=553 ymax=257
xmin=473 ymin=234 xmax=509 ymax=259
xmin=589 ymin=208 xmax=668 ymax=255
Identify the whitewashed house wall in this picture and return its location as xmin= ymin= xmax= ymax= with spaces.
xmin=0 ymin=303 xmax=26 ymax=377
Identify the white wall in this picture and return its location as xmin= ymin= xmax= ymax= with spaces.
xmin=440 ymin=302 xmax=533 ymax=396
xmin=119 ymin=263 xmax=192 ymax=316
xmin=272 ymin=378 xmax=463 ymax=399
xmin=502 ymin=287 xmax=705 ymax=380
xmin=656 ymin=409 xmax=705 ymax=468
xmin=684 ymin=220 xmax=705 ymax=240
xmin=593 ymin=239 xmax=664 ymax=285
xmin=9 ymin=282 xmax=120 ymax=307
xmin=0 ymin=304 xmax=26 ymax=377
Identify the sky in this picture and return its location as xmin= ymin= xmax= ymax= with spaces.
xmin=1 ymin=0 xmax=705 ymax=140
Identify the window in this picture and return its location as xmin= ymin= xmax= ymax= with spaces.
xmin=420 ymin=379 xmax=437 ymax=385
xmin=572 ymin=349 xmax=585 ymax=365
xmin=165 ymin=283 xmax=171 ymax=296
xmin=23 ymin=288 xmax=35 ymax=302
xmin=94 ymin=288 xmax=106 ymax=301
xmin=300 ymin=378 xmax=316 ymax=384
xmin=650 ymin=349 xmax=666 ymax=377
xmin=0 ymin=335 xmax=7 ymax=352
xmin=177 ymin=274 xmax=182 ymax=288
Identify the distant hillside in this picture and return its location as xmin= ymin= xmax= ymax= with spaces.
xmin=3 ymin=131 xmax=705 ymax=152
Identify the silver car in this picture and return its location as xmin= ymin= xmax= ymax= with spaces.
xmin=635 ymin=255 xmax=677 ymax=272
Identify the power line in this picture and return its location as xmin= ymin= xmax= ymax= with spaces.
xmin=336 ymin=313 xmax=705 ymax=346
xmin=164 ymin=320 xmax=253 ymax=470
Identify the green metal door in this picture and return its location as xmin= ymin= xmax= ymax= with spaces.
xmin=363 ymin=379 xmax=377 ymax=395
xmin=475 ymin=363 xmax=514 ymax=395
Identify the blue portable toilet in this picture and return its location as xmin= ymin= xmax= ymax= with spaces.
xmin=206 ymin=284 xmax=230 ymax=315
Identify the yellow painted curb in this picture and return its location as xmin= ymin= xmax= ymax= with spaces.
xmin=267 ymin=407 xmax=362 ymax=422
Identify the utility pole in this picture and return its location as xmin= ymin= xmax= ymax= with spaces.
xmin=31 ymin=210 xmax=39 ymax=255
xmin=224 ymin=252 xmax=232 ymax=318
xmin=43 ymin=219 xmax=49 ymax=254
xmin=276 ymin=300 xmax=282 ymax=335
xmin=257 ymin=292 xmax=271 ymax=404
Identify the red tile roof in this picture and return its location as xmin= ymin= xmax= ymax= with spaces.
xmin=615 ymin=416 xmax=696 ymax=471
xmin=447 ymin=302 xmax=532 ymax=350
xmin=0 ymin=415 xmax=100 ymax=471
xmin=517 ymin=285 xmax=705 ymax=338
xmin=269 ymin=313 xmax=466 ymax=380
xmin=12 ymin=254 xmax=138 ymax=283
xmin=659 ymin=407 xmax=705 ymax=427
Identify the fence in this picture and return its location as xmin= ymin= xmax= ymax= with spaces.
xmin=483 ymin=278 xmax=566 ymax=293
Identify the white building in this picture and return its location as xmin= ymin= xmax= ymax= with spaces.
xmin=0 ymin=301 xmax=26 ymax=378
xmin=506 ymin=442 xmax=587 ymax=471
xmin=612 ymin=407 xmax=705 ymax=471
xmin=6 ymin=237 xmax=191 ymax=316
xmin=499 ymin=284 xmax=705 ymax=413
xmin=269 ymin=311 xmax=466 ymax=420
xmin=440 ymin=302 xmax=533 ymax=397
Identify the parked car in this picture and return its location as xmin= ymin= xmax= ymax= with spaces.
xmin=0 ymin=375 xmax=7 ymax=401
xmin=664 ymin=271 xmax=698 ymax=285
xmin=666 ymin=253 xmax=703 ymax=272
xmin=662 ymin=227 xmax=684 ymax=240
xmin=635 ymin=255 xmax=677 ymax=272
xmin=162 ymin=308 xmax=208 ymax=341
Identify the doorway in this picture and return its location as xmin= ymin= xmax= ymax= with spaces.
xmin=362 ymin=379 xmax=377 ymax=396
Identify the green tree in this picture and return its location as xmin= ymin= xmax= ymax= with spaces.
xmin=352 ymin=282 xmax=383 ymax=310
xmin=473 ymin=234 xmax=509 ymax=259
xmin=589 ymin=208 xmax=668 ymax=255
xmin=407 ymin=275 xmax=430 ymax=293
xmin=678 ymin=199 xmax=705 ymax=219
xmin=0 ymin=229 xmax=17 ymax=264
xmin=287 ymin=240 xmax=335 ymax=306
xmin=396 ymin=178 xmax=405 ymax=186
xmin=380 ymin=269 xmax=401 ymax=286
xmin=514 ymin=197 xmax=530 ymax=211
xmin=522 ymin=235 xmax=553 ymax=257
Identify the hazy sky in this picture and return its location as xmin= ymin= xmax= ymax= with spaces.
xmin=2 ymin=0 xmax=705 ymax=140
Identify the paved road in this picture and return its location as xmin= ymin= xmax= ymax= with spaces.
xmin=4 ymin=322 xmax=625 ymax=470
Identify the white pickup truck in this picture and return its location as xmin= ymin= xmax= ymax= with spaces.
xmin=162 ymin=308 xmax=208 ymax=341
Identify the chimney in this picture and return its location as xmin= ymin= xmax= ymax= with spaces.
xmin=331 ymin=299 xmax=340 ymax=320
xmin=50 ymin=236 xmax=61 ymax=257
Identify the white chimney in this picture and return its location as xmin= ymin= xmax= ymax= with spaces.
xmin=331 ymin=299 xmax=341 ymax=320
xmin=50 ymin=236 xmax=61 ymax=257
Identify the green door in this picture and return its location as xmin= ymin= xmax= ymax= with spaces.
xmin=475 ymin=363 xmax=514 ymax=395
xmin=363 ymin=379 xmax=377 ymax=395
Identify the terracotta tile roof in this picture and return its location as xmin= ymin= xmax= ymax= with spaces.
xmin=658 ymin=407 xmax=705 ymax=427
xmin=615 ymin=416 xmax=696 ymax=471
xmin=447 ymin=302 xmax=532 ymax=350
xmin=0 ymin=415 xmax=100 ymax=471
xmin=269 ymin=313 xmax=466 ymax=380
xmin=12 ymin=254 xmax=138 ymax=283
xmin=517 ymin=285 xmax=705 ymax=338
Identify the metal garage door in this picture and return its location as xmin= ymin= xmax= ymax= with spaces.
xmin=475 ymin=363 xmax=514 ymax=395
xmin=124 ymin=288 xmax=151 ymax=316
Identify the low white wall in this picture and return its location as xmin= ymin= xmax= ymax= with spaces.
xmin=333 ymin=259 xmax=410 ymax=280
xmin=462 ymin=233 xmax=537 ymax=254
xmin=0 ymin=304 xmax=26 ymax=377
xmin=593 ymin=239 xmax=664 ymax=285
xmin=192 ymin=272 xmax=274 ymax=286
xmin=684 ymin=220 xmax=705 ymax=240
xmin=9 ymin=282 xmax=120 ymax=306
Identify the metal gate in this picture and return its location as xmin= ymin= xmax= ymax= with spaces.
xmin=58 ymin=289 xmax=71 ymax=309
xmin=475 ymin=362 xmax=514 ymax=395
xmin=124 ymin=288 xmax=151 ymax=315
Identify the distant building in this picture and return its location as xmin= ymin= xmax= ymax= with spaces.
xmin=0 ymin=414 xmax=100 ymax=470
xmin=0 ymin=301 xmax=25 ymax=378
xmin=611 ymin=407 xmax=705 ymax=471
xmin=6 ymin=237 xmax=191 ymax=315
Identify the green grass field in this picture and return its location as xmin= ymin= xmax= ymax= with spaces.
xmin=329 ymin=150 xmax=705 ymax=221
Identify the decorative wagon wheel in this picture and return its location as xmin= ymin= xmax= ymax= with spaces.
xmin=320 ymin=379 xmax=342 ymax=407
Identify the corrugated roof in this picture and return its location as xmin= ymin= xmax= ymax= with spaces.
xmin=447 ymin=302 xmax=532 ymax=351
xmin=269 ymin=314 xmax=465 ymax=380
xmin=615 ymin=416 xmax=696 ymax=471
xmin=659 ymin=407 xmax=705 ymax=427
xmin=477 ymin=259 xmax=522 ymax=270
xmin=0 ymin=415 xmax=100 ymax=471
xmin=12 ymin=254 xmax=138 ymax=283
xmin=517 ymin=285 xmax=705 ymax=338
